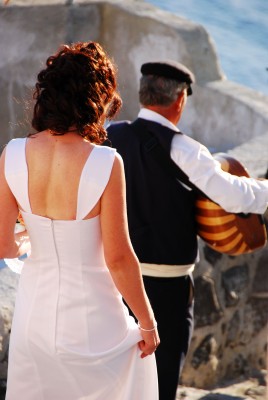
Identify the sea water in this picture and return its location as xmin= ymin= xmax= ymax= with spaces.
xmin=146 ymin=0 xmax=268 ymax=96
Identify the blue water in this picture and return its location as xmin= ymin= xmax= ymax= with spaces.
xmin=146 ymin=0 xmax=268 ymax=96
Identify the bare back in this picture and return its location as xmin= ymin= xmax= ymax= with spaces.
xmin=26 ymin=131 xmax=100 ymax=220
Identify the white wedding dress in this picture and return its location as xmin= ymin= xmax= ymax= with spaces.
xmin=4 ymin=138 xmax=158 ymax=400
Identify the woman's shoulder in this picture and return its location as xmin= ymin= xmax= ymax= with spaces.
xmin=96 ymin=143 xmax=116 ymax=152
xmin=3 ymin=137 xmax=27 ymax=158
xmin=6 ymin=137 xmax=27 ymax=147
xmin=93 ymin=145 xmax=124 ymax=173
xmin=94 ymin=144 xmax=122 ymax=160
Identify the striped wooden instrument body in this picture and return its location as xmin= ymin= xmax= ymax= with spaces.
xmin=195 ymin=153 xmax=267 ymax=256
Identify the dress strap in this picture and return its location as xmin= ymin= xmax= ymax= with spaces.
xmin=76 ymin=145 xmax=116 ymax=220
xmin=4 ymin=138 xmax=32 ymax=213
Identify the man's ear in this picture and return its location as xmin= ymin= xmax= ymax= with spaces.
xmin=175 ymin=90 xmax=186 ymax=110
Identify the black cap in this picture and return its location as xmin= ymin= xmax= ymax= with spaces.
xmin=141 ymin=60 xmax=195 ymax=95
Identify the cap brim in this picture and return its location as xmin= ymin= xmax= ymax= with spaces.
xmin=187 ymin=86 xmax=192 ymax=96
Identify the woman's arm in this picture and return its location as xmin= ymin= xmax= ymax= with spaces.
xmin=100 ymin=153 xmax=159 ymax=357
xmin=0 ymin=148 xmax=30 ymax=259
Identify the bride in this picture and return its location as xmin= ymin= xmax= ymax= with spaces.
xmin=0 ymin=41 xmax=159 ymax=400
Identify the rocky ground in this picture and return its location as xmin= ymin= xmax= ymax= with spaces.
xmin=176 ymin=374 xmax=267 ymax=400
xmin=0 ymin=376 xmax=266 ymax=400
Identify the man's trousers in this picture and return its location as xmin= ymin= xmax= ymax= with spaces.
xmin=143 ymin=274 xmax=194 ymax=400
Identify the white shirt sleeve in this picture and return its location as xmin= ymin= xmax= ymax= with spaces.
xmin=170 ymin=133 xmax=268 ymax=214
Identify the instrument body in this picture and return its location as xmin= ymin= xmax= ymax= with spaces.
xmin=195 ymin=153 xmax=267 ymax=255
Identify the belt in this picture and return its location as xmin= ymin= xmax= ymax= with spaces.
xmin=140 ymin=263 xmax=195 ymax=278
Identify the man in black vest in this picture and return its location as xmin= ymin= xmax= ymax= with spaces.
xmin=107 ymin=61 xmax=268 ymax=400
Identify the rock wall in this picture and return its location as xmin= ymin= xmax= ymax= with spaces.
xmin=0 ymin=266 xmax=19 ymax=381
xmin=1 ymin=0 xmax=268 ymax=151
xmin=181 ymin=218 xmax=268 ymax=388
xmin=0 ymin=0 xmax=267 ymax=390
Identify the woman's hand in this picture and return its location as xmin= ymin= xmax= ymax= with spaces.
xmin=138 ymin=325 xmax=160 ymax=359
xmin=14 ymin=229 xmax=31 ymax=258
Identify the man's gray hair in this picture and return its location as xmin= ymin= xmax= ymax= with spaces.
xmin=139 ymin=75 xmax=188 ymax=107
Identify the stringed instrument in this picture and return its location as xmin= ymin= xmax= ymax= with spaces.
xmin=195 ymin=153 xmax=267 ymax=255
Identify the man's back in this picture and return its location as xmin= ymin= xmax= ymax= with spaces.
xmin=107 ymin=118 xmax=198 ymax=265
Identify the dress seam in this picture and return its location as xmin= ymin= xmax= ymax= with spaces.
xmin=51 ymin=220 xmax=61 ymax=355
xmin=24 ymin=260 xmax=46 ymax=400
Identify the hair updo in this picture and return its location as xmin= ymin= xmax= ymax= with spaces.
xmin=31 ymin=41 xmax=122 ymax=143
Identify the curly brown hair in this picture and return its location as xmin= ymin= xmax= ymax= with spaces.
xmin=30 ymin=41 xmax=122 ymax=144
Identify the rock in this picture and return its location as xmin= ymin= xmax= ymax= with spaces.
xmin=203 ymin=245 xmax=223 ymax=266
xmin=194 ymin=276 xmax=223 ymax=327
xmin=252 ymin=252 xmax=268 ymax=294
xmin=191 ymin=334 xmax=218 ymax=370
xmin=0 ymin=265 xmax=19 ymax=380
xmin=225 ymin=310 xmax=240 ymax=347
xmin=221 ymin=264 xmax=249 ymax=307
xmin=245 ymin=298 xmax=268 ymax=337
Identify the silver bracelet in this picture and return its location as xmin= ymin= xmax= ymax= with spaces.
xmin=138 ymin=321 xmax=157 ymax=332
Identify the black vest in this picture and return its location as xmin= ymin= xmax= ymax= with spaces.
xmin=107 ymin=118 xmax=198 ymax=265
